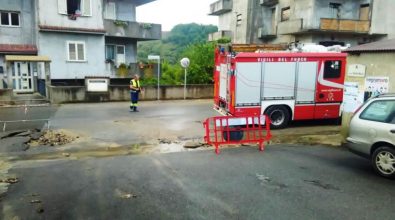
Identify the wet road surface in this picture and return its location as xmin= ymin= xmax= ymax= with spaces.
xmin=2 ymin=146 xmax=394 ymax=220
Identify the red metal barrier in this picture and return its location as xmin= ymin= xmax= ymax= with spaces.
xmin=203 ymin=115 xmax=272 ymax=154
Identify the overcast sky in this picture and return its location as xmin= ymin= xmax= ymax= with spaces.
xmin=136 ymin=0 xmax=218 ymax=31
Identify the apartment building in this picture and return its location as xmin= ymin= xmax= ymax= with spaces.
xmin=0 ymin=0 xmax=41 ymax=92
xmin=0 ymin=0 xmax=161 ymax=94
xmin=209 ymin=0 xmax=395 ymax=46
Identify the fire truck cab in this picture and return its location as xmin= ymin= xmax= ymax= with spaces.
xmin=214 ymin=48 xmax=347 ymax=129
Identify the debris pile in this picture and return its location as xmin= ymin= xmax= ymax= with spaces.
xmin=28 ymin=130 xmax=77 ymax=147
xmin=0 ymin=177 xmax=19 ymax=184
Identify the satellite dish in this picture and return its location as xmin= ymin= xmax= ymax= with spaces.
xmin=180 ymin=58 xmax=190 ymax=68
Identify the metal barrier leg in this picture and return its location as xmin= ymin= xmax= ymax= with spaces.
xmin=215 ymin=144 xmax=220 ymax=155
xmin=259 ymin=141 xmax=265 ymax=152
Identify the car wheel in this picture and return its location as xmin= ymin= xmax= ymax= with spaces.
xmin=265 ymin=106 xmax=290 ymax=129
xmin=371 ymin=146 xmax=395 ymax=179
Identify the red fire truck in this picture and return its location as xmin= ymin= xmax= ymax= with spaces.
xmin=213 ymin=46 xmax=347 ymax=129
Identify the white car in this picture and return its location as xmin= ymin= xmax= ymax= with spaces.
xmin=346 ymin=94 xmax=395 ymax=178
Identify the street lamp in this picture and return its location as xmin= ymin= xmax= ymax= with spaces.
xmin=148 ymin=55 xmax=160 ymax=100
xmin=180 ymin=57 xmax=190 ymax=100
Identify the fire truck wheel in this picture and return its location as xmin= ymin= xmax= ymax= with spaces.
xmin=266 ymin=106 xmax=290 ymax=129
xmin=223 ymin=126 xmax=244 ymax=141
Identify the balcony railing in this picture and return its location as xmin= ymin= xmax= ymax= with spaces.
xmin=208 ymin=30 xmax=232 ymax=41
xmin=209 ymin=0 xmax=232 ymax=16
xmin=320 ymin=18 xmax=370 ymax=33
xmin=277 ymin=18 xmax=370 ymax=34
xmin=104 ymin=20 xmax=161 ymax=40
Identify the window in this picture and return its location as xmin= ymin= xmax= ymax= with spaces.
xmin=236 ymin=13 xmax=242 ymax=26
xmin=323 ymin=60 xmax=341 ymax=79
xmin=67 ymin=41 xmax=86 ymax=61
xmin=105 ymin=44 xmax=125 ymax=66
xmin=0 ymin=11 xmax=20 ymax=26
xmin=105 ymin=45 xmax=115 ymax=60
xmin=58 ymin=0 xmax=92 ymax=16
xmin=360 ymin=100 xmax=395 ymax=124
xmin=359 ymin=4 xmax=370 ymax=20
xmin=329 ymin=3 xmax=341 ymax=9
xmin=67 ymin=0 xmax=81 ymax=15
xmin=329 ymin=3 xmax=341 ymax=18
xmin=281 ymin=7 xmax=290 ymax=21
xmin=104 ymin=2 xmax=116 ymax=20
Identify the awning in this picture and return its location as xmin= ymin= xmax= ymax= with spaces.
xmin=5 ymin=55 xmax=51 ymax=62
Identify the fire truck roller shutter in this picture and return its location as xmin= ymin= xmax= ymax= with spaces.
xmin=261 ymin=62 xmax=296 ymax=129
xmin=235 ymin=62 xmax=262 ymax=106
xmin=262 ymin=62 xmax=296 ymax=99
xmin=219 ymin=64 xmax=228 ymax=101
xmin=296 ymin=62 xmax=318 ymax=103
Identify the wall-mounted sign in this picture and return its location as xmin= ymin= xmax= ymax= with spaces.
xmin=364 ymin=76 xmax=389 ymax=99
xmin=86 ymin=77 xmax=109 ymax=92
xmin=347 ymin=64 xmax=366 ymax=77
xmin=343 ymin=82 xmax=364 ymax=113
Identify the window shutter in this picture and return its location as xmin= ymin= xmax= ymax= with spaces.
xmin=57 ymin=0 xmax=67 ymax=15
xmin=82 ymin=0 xmax=92 ymax=16
xmin=77 ymin=44 xmax=85 ymax=61
xmin=105 ymin=2 xmax=116 ymax=20
xmin=68 ymin=43 xmax=76 ymax=61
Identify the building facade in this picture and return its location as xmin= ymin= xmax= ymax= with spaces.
xmin=0 ymin=0 xmax=40 ymax=92
xmin=209 ymin=0 xmax=395 ymax=46
xmin=340 ymin=38 xmax=395 ymax=140
xmin=0 ymin=0 xmax=161 ymax=94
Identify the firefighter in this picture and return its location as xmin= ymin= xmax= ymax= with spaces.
xmin=130 ymin=74 xmax=141 ymax=112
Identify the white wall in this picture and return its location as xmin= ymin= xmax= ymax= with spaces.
xmin=116 ymin=0 xmax=136 ymax=21
xmin=0 ymin=0 xmax=36 ymax=45
xmin=218 ymin=13 xmax=232 ymax=31
xmin=370 ymin=0 xmax=395 ymax=38
xmin=234 ymin=0 xmax=250 ymax=43
xmin=37 ymin=0 xmax=104 ymax=29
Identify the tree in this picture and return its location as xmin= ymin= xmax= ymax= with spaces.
xmin=181 ymin=42 xmax=216 ymax=84
xmin=138 ymin=23 xmax=218 ymax=64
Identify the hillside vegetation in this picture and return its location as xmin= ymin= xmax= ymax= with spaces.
xmin=138 ymin=23 xmax=219 ymax=85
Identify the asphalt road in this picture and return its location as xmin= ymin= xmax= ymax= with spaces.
xmin=2 ymin=145 xmax=394 ymax=220
xmin=0 ymin=105 xmax=57 ymax=132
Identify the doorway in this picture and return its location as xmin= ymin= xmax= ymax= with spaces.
xmin=12 ymin=62 xmax=34 ymax=93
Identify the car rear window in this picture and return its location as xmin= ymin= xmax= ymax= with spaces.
xmin=360 ymin=100 xmax=395 ymax=123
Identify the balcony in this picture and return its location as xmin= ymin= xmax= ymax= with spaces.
xmin=259 ymin=0 xmax=279 ymax=7
xmin=103 ymin=20 xmax=161 ymax=40
xmin=320 ymin=18 xmax=370 ymax=33
xmin=209 ymin=0 xmax=232 ymax=16
xmin=277 ymin=18 xmax=370 ymax=35
xmin=208 ymin=30 xmax=232 ymax=41
xmin=257 ymin=27 xmax=276 ymax=39
xmin=277 ymin=19 xmax=303 ymax=35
